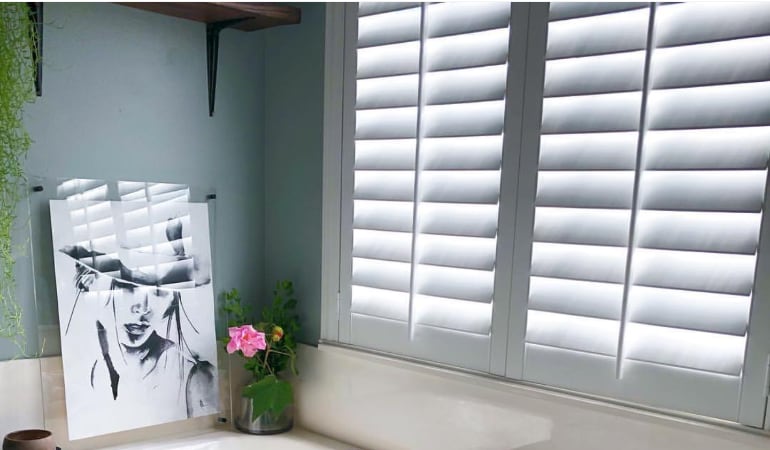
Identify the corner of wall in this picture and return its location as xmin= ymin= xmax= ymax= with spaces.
xmin=260 ymin=3 xmax=327 ymax=345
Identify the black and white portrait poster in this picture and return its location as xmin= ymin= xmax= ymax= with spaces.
xmin=50 ymin=199 xmax=219 ymax=440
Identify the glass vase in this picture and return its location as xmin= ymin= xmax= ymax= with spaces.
xmin=234 ymin=396 xmax=293 ymax=435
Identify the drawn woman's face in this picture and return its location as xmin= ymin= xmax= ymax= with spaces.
xmin=113 ymin=284 xmax=175 ymax=348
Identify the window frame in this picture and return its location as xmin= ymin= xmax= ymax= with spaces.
xmin=321 ymin=1 xmax=770 ymax=430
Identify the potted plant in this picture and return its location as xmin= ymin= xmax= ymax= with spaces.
xmin=222 ymin=280 xmax=299 ymax=434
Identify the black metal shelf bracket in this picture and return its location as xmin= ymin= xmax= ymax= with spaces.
xmin=206 ymin=18 xmax=248 ymax=117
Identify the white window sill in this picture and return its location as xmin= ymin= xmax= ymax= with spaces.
xmin=293 ymin=343 xmax=770 ymax=450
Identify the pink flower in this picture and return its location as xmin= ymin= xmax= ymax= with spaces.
xmin=227 ymin=325 xmax=267 ymax=358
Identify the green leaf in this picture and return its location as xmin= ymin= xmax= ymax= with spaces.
xmin=243 ymin=375 xmax=294 ymax=420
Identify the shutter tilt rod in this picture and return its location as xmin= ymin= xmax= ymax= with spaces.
xmin=206 ymin=18 xmax=248 ymax=117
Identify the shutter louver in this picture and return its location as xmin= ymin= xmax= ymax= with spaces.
xmin=524 ymin=4 xmax=650 ymax=388
xmin=350 ymin=2 xmax=510 ymax=370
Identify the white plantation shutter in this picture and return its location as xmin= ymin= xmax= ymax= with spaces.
xmin=332 ymin=1 xmax=770 ymax=425
xmin=524 ymin=2 xmax=650 ymax=392
xmin=524 ymin=2 xmax=770 ymax=422
xmin=348 ymin=2 xmax=511 ymax=370
xmin=622 ymin=2 xmax=770 ymax=420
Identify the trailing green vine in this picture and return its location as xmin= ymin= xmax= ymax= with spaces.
xmin=0 ymin=3 xmax=37 ymax=354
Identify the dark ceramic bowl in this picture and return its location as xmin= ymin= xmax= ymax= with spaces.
xmin=2 ymin=430 xmax=56 ymax=450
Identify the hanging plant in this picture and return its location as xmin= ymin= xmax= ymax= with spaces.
xmin=0 ymin=2 xmax=37 ymax=353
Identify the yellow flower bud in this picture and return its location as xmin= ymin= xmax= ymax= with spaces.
xmin=272 ymin=325 xmax=284 ymax=342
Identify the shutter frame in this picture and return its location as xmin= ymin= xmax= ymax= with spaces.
xmin=505 ymin=2 xmax=550 ymax=380
xmin=337 ymin=2 xmax=360 ymax=344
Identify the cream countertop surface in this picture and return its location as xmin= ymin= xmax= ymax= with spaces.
xmin=100 ymin=429 xmax=357 ymax=450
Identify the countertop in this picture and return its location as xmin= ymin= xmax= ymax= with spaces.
xmin=100 ymin=428 xmax=358 ymax=450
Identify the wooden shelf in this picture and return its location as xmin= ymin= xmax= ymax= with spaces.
xmin=118 ymin=2 xmax=301 ymax=31
xmin=116 ymin=2 xmax=301 ymax=116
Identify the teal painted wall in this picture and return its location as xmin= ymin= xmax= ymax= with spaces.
xmin=1 ymin=3 xmax=266 ymax=359
xmin=262 ymin=3 xmax=326 ymax=345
